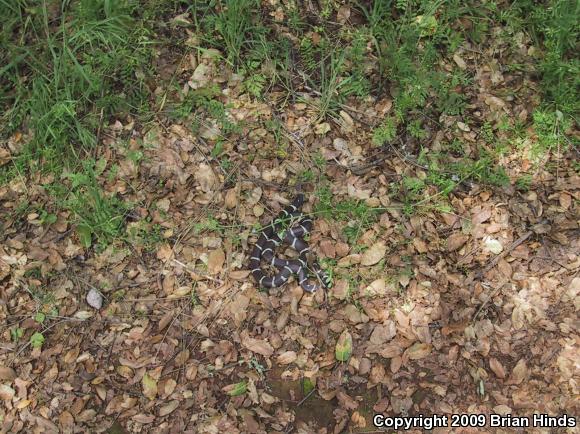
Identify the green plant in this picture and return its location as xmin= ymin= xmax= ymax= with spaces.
xmin=531 ymin=109 xmax=573 ymax=158
xmin=64 ymin=159 xmax=128 ymax=249
xmin=200 ymin=0 xmax=260 ymax=68
xmin=315 ymin=184 xmax=380 ymax=244
xmin=515 ymin=174 xmax=533 ymax=191
xmin=0 ymin=0 xmax=154 ymax=176
xmin=30 ymin=332 xmax=45 ymax=348
xmin=407 ymin=119 xmax=428 ymax=139
xmin=11 ymin=327 xmax=24 ymax=342
xmin=372 ymin=117 xmax=398 ymax=146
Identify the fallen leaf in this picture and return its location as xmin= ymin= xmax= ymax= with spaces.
xmin=447 ymin=233 xmax=468 ymax=251
xmin=0 ymin=384 xmax=15 ymax=400
xmin=195 ymin=163 xmax=218 ymax=193
xmin=361 ymin=242 xmax=386 ymax=266
xmin=223 ymin=380 xmax=247 ymax=396
xmin=0 ymin=367 xmax=16 ymax=381
xmin=484 ymin=236 xmax=503 ymax=254
xmin=507 ymin=359 xmax=527 ymax=385
xmin=242 ymin=336 xmax=274 ymax=357
xmin=404 ymin=342 xmax=432 ymax=360
xmin=337 ymin=5 xmax=351 ymax=23
xmin=159 ymin=400 xmax=179 ymax=417
xmin=277 ymin=351 xmax=297 ymax=365
xmin=453 ymin=53 xmax=467 ymax=69
xmin=369 ymin=322 xmax=396 ymax=345
xmin=559 ymin=193 xmax=571 ymax=209
xmin=489 ymin=357 xmax=506 ymax=379
xmin=493 ymin=404 xmax=512 ymax=415
xmin=315 ymin=122 xmax=331 ymax=135
xmin=207 ymin=249 xmax=225 ymax=274
xmin=335 ymin=330 xmax=353 ymax=362
xmin=142 ymin=373 xmax=158 ymax=400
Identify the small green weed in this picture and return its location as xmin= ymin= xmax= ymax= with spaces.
xmin=64 ymin=159 xmax=128 ymax=249
xmin=372 ymin=117 xmax=398 ymax=146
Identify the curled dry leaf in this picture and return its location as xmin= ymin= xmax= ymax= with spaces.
xmin=225 ymin=188 xmax=238 ymax=208
xmin=369 ymin=322 xmax=397 ymax=345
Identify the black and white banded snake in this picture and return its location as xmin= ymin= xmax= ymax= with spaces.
xmin=249 ymin=194 xmax=331 ymax=293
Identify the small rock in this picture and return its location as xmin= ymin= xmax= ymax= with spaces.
xmin=86 ymin=288 xmax=103 ymax=310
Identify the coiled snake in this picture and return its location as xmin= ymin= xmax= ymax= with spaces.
xmin=249 ymin=194 xmax=331 ymax=293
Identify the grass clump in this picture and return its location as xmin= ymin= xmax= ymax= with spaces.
xmin=0 ymin=0 xmax=155 ymax=176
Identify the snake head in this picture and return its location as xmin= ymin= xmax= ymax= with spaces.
xmin=292 ymin=193 xmax=305 ymax=208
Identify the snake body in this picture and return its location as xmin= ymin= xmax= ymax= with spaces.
xmin=249 ymin=194 xmax=330 ymax=293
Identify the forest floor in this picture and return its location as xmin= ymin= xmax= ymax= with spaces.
xmin=0 ymin=1 xmax=578 ymax=433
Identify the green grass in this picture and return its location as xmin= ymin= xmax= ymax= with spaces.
xmin=1 ymin=0 xmax=154 ymax=170
xmin=1 ymin=0 xmax=577 ymax=255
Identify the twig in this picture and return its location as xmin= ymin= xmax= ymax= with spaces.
xmin=296 ymin=387 xmax=316 ymax=406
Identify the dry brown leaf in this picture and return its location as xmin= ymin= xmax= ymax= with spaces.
xmin=162 ymin=274 xmax=176 ymax=295
xmin=242 ymin=336 xmax=274 ymax=357
xmin=337 ymin=5 xmax=351 ymax=24
xmin=277 ymin=351 xmax=297 ymax=365
xmin=361 ymin=242 xmax=386 ymax=266
xmin=379 ymin=343 xmax=402 ymax=359
xmin=207 ymin=249 xmax=225 ymax=274
xmin=159 ymin=400 xmax=179 ymax=417
xmin=559 ymin=192 xmax=571 ymax=209
xmin=0 ymin=384 xmax=15 ymax=400
xmin=390 ymin=355 xmax=402 ymax=373
xmin=195 ymin=163 xmax=218 ymax=192
xmin=225 ymin=188 xmax=238 ymax=208
xmin=404 ymin=343 xmax=432 ymax=361
xmin=0 ymin=366 xmax=16 ymax=381
xmin=493 ymin=404 xmax=512 ymax=415
xmin=319 ymin=239 xmax=336 ymax=258
xmin=508 ymin=359 xmax=528 ymax=385
xmin=369 ymin=322 xmax=396 ymax=345
xmin=335 ymin=242 xmax=350 ymax=257
xmin=337 ymin=390 xmax=358 ymax=410
xmin=447 ymin=233 xmax=468 ymax=251
xmin=331 ymin=279 xmax=349 ymax=300
xmin=413 ymin=238 xmax=428 ymax=253
xmin=156 ymin=244 xmax=174 ymax=261
xmin=142 ymin=373 xmax=158 ymax=400
xmin=132 ymin=414 xmax=155 ymax=424
xmin=489 ymin=357 xmax=506 ymax=379
xmin=58 ymin=411 xmax=74 ymax=429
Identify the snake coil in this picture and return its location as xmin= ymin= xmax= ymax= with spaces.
xmin=249 ymin=194 xmax=331 ymax=293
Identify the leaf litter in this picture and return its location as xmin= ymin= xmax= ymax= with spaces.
xmin=0 ymin=3 xmax=579 ymax=434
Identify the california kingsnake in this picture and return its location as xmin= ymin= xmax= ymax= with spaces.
xmin=249 ymin=194 xmax=331 ymax=293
